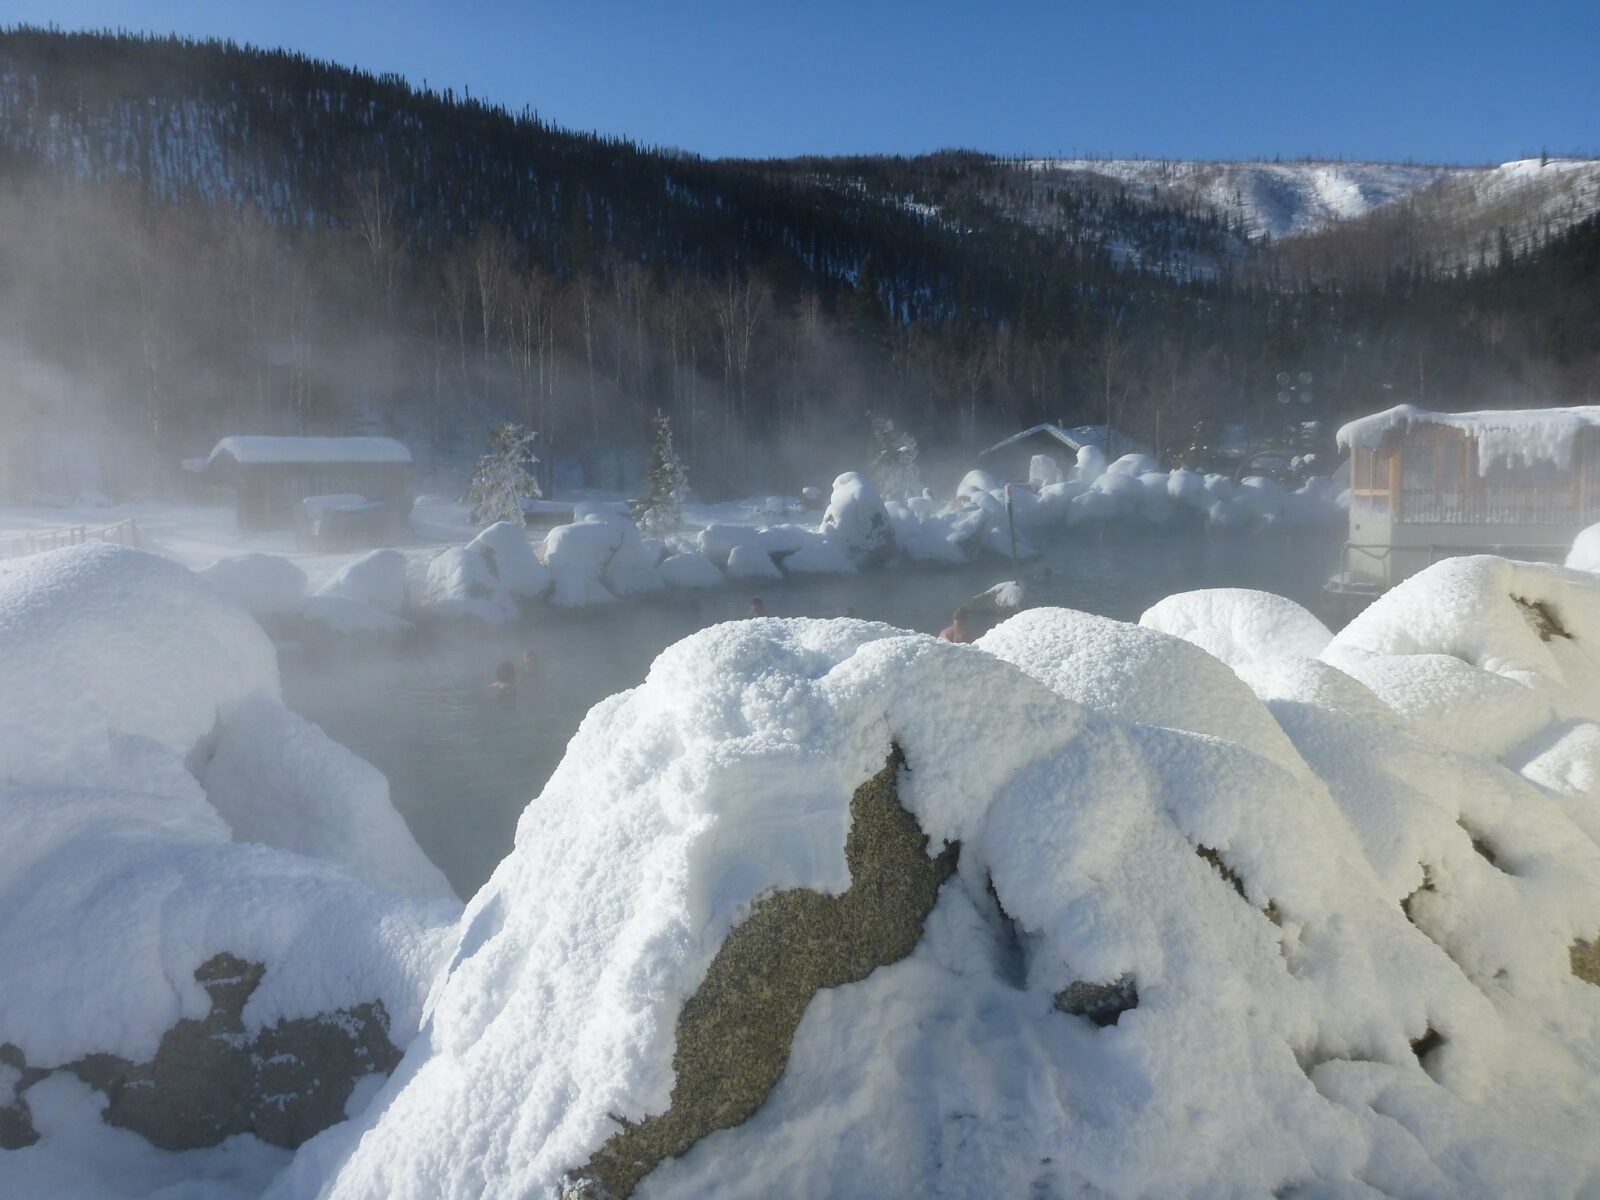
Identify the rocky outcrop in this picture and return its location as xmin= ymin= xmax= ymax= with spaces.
xmin=1575 ymin=938 xmax=1600 ymax=986
xmin=52 ymin=953 xmax=402 ymax=1152
xmin=0 ymin=1043 xmax=46 ymax=1150
xmin=569 ymin=748 xmax=957 ymax=1198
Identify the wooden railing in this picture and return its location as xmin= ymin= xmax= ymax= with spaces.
xmin=0 ymin=518 xmax=141 ymax=561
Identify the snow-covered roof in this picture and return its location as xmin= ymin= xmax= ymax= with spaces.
xmin=980 ymin=423 xmax=1152 ymax=461
xmin=1337 ymin=404 xmax=1600 ymax=471
xmin=206 ymin=436 xmax=412 ymax=468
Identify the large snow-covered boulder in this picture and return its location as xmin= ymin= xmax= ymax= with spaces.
xmin=196 ymin=553 xmax=307 ymax=619
xmin=1028 ymin=453 xmax=1063 ymax=488
xmin=696 ymin=524 xmax=766 ymax=568
xmin=422 ymin=546 xmax=520 ymax=623
xmin=295 ymin=607 xmax=1600 ymax=1200
xmin=820 ymin=472 xmax=896 ymax=566
xmin=726 ymin=544 xmax=781 ymax=580
xmin=541 ymin=520 xmax=629 ymax=608
xmin=467 ymin=523 xmax=551 ymax=599
xmin=602 ymin=530 xmax=664 ymax=598
xmin=0 ymin=545 xmax=458 ymax=1166
xmin=314 ymin=549 xmax=410 ymax=614
xmin=1141 ymin=588 xmax=1334 ymax=669
xmin=1070 ymin=444 xmax=1108 ymax=483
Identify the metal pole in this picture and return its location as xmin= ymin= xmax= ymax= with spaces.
xmin=1005 ymin=485 xmax=1018 ymax=564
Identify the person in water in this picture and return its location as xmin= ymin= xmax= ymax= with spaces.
xmin=748 ymin=597 xmax=766 ymax=618
xmin=938 ymin=610 xmax=973 ymax=644
xmin=490 ymin=660 xmax=516 ymax=693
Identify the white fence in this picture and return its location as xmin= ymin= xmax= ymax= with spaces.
xmin=0 ymin=518 xmax=142 ymax=561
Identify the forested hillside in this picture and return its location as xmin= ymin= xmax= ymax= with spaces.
xmin=0 ymin=27 xmax=1594 ymax=498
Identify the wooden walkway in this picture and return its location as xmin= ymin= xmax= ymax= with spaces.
xmin=0 ymin=517 xmax=142 ymax=561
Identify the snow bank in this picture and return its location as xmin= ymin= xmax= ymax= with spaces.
xmin=201 ymin=695 xmax=455 ymax=901
xmin=314 ymin=550 xmax=409 ymax=614
xmin=294 ymin=592 xmax=1600 ymax=1200
xmin=1141 ymin=588 xmax=1334 ymax=668
xmin=1338 ymin=403 xmax=1600 ymax=472
xmin=1 ymin=545 xmax=280 ymax=789
xmin=197 ymin=553 xmax=308 ymax=619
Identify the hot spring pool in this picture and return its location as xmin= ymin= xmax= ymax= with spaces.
xmin=281 ymin=528 xmax=1344 ymax=896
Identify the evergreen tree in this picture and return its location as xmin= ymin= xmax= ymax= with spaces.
xmin=868 ymin=412 xmax=922 ymax=500
xmin=465 ymin=422 xmax=541 ymax=526
xmin=632 ymin=410 xmax=689 ymax=535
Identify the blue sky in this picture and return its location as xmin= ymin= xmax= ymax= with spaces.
xmin=8 ymin=1 xmax=1597 ymax=162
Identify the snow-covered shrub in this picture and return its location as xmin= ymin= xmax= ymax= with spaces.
xmin=819 ymin=472 xmax=896 ymax=566
xmin=1141 ymin=588 xmax=1334 ymax=669
xmin=196 ymin=552 xmax=306 ymax=618
xmin=467 ymin=522 xmax=550 ymax=599
xmin=867 ymin=413 xmax=922 ymax=501
xmin=315 ymin=549 xmax=410 ymax=614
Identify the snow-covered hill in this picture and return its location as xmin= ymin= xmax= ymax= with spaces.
xmin=1023 ymin=157 xmax=1600 ymax=244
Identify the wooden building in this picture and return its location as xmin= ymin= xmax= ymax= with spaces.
xmin=977 ymin=423 xmax=1153 ymax=484
xmin=192 ymin=437 xmax=413 ymax=536
xmin=1337 ymin=405 xmax=1600 ymax=588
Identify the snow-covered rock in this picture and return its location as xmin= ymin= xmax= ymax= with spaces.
xmin=1028 ymin=453 xmax=1063 ymax=487
xmin=196 ymin=553 xmax=307 ymax=619
xmin=820 ymin=472 xmax=897 ymax=566
xmin=422 ymin=546 xmax=520 ymax=623
xmin=542 ymin=520 xmax=629 ymax=608
xmin=697 ymin=523 xmax=766 ymax=568
xmin=782 ymin=540 xmax=858 ymax=575
xmin=314 ymin=549 xmax=410 ymax=614
xmin=301 ymin=603 xmax=1600 ymax=1200
xmin=1070 ymin=444 xmax=1107 ymax=483
xmin=467 ymin=523 xmax=551 ymax=599
xmin=1106 ymin=452 xmax=1158 ymax=477
xmin=1568 ymin=522 xmax=1600 ymax=573
xmin=1141 ymin=588 xmax=1334 ymax=669
xmin=657 ymin=552 xmax=723 ymax=589
xmin=726 ymin=544 xmax=781 ymax=580
xmin=601 ymin=529 xmax=664 ymax=598
xmin=295 ymin=595 xmax=413 ymax=637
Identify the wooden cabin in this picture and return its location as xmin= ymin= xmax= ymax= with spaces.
xmin=192 ymin=437 xmax=413 ymax=536
xmin=978 ymin=423 xmax=1153 ymax=484
xmin=1337 ymin=405 xmax=1600 ymax=588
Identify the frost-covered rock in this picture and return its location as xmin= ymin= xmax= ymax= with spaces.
xmin=1141 ymin=588 xmax=1334 ymax=669
xmin=300 ymin=611 xmax=1600 ymax=1200
xmin=196 ymin=553 xmax=307 ymax=619
xmin=657 ymin=552 xmax=723 ymax=589
xmin=314 ymin=549 xmax=410 ymax=614
xmin=467 ymin=523 xmax=551 ymax=599
xmin=726 ymin=544 xmax=781 ymax=580
xmin=422 ymin=546 xmax=520 ymax=623
xmin=820 ymin=472 xmax=896 ymax=566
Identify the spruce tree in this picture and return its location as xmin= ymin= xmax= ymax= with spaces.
xmin=465 ymin=422 xmax=541 ymax=526
xmin=633 ymin=410 xmax=689 ymax=535
xmin=868 ymin=412 xmax=922 ymax=500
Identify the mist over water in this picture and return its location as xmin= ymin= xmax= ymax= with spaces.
xmin=282 ymin=527 xmax=1343 ymax=895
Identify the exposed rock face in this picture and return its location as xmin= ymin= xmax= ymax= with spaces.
xmin=1575 ymin=938 xmax=1600 ymax=986
xmin=571 ymin=748 xmax=957 ymax=1199
xmin=1056 ymin=977 xmax=1139 ymax=1027
xmin=0 ymin=1043 xmax=46 ymax=1150
xmin=66 ymin=953 xmax=402 ymax=1151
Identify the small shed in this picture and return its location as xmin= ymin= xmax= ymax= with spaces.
xmin=978 ymin=423 xmax=1153 ymax=484
xmin=192 ymin=437 xmax=414 ymax=534
xmin=1336 ymin=404 xmax=1600 ymax=587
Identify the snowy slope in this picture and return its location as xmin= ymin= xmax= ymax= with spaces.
xmin=1023 ymin=157 xmax=1600 ymax=243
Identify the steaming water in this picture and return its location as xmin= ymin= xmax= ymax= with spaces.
xmin=281 ymin=529 xmax=1343 ymax=897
